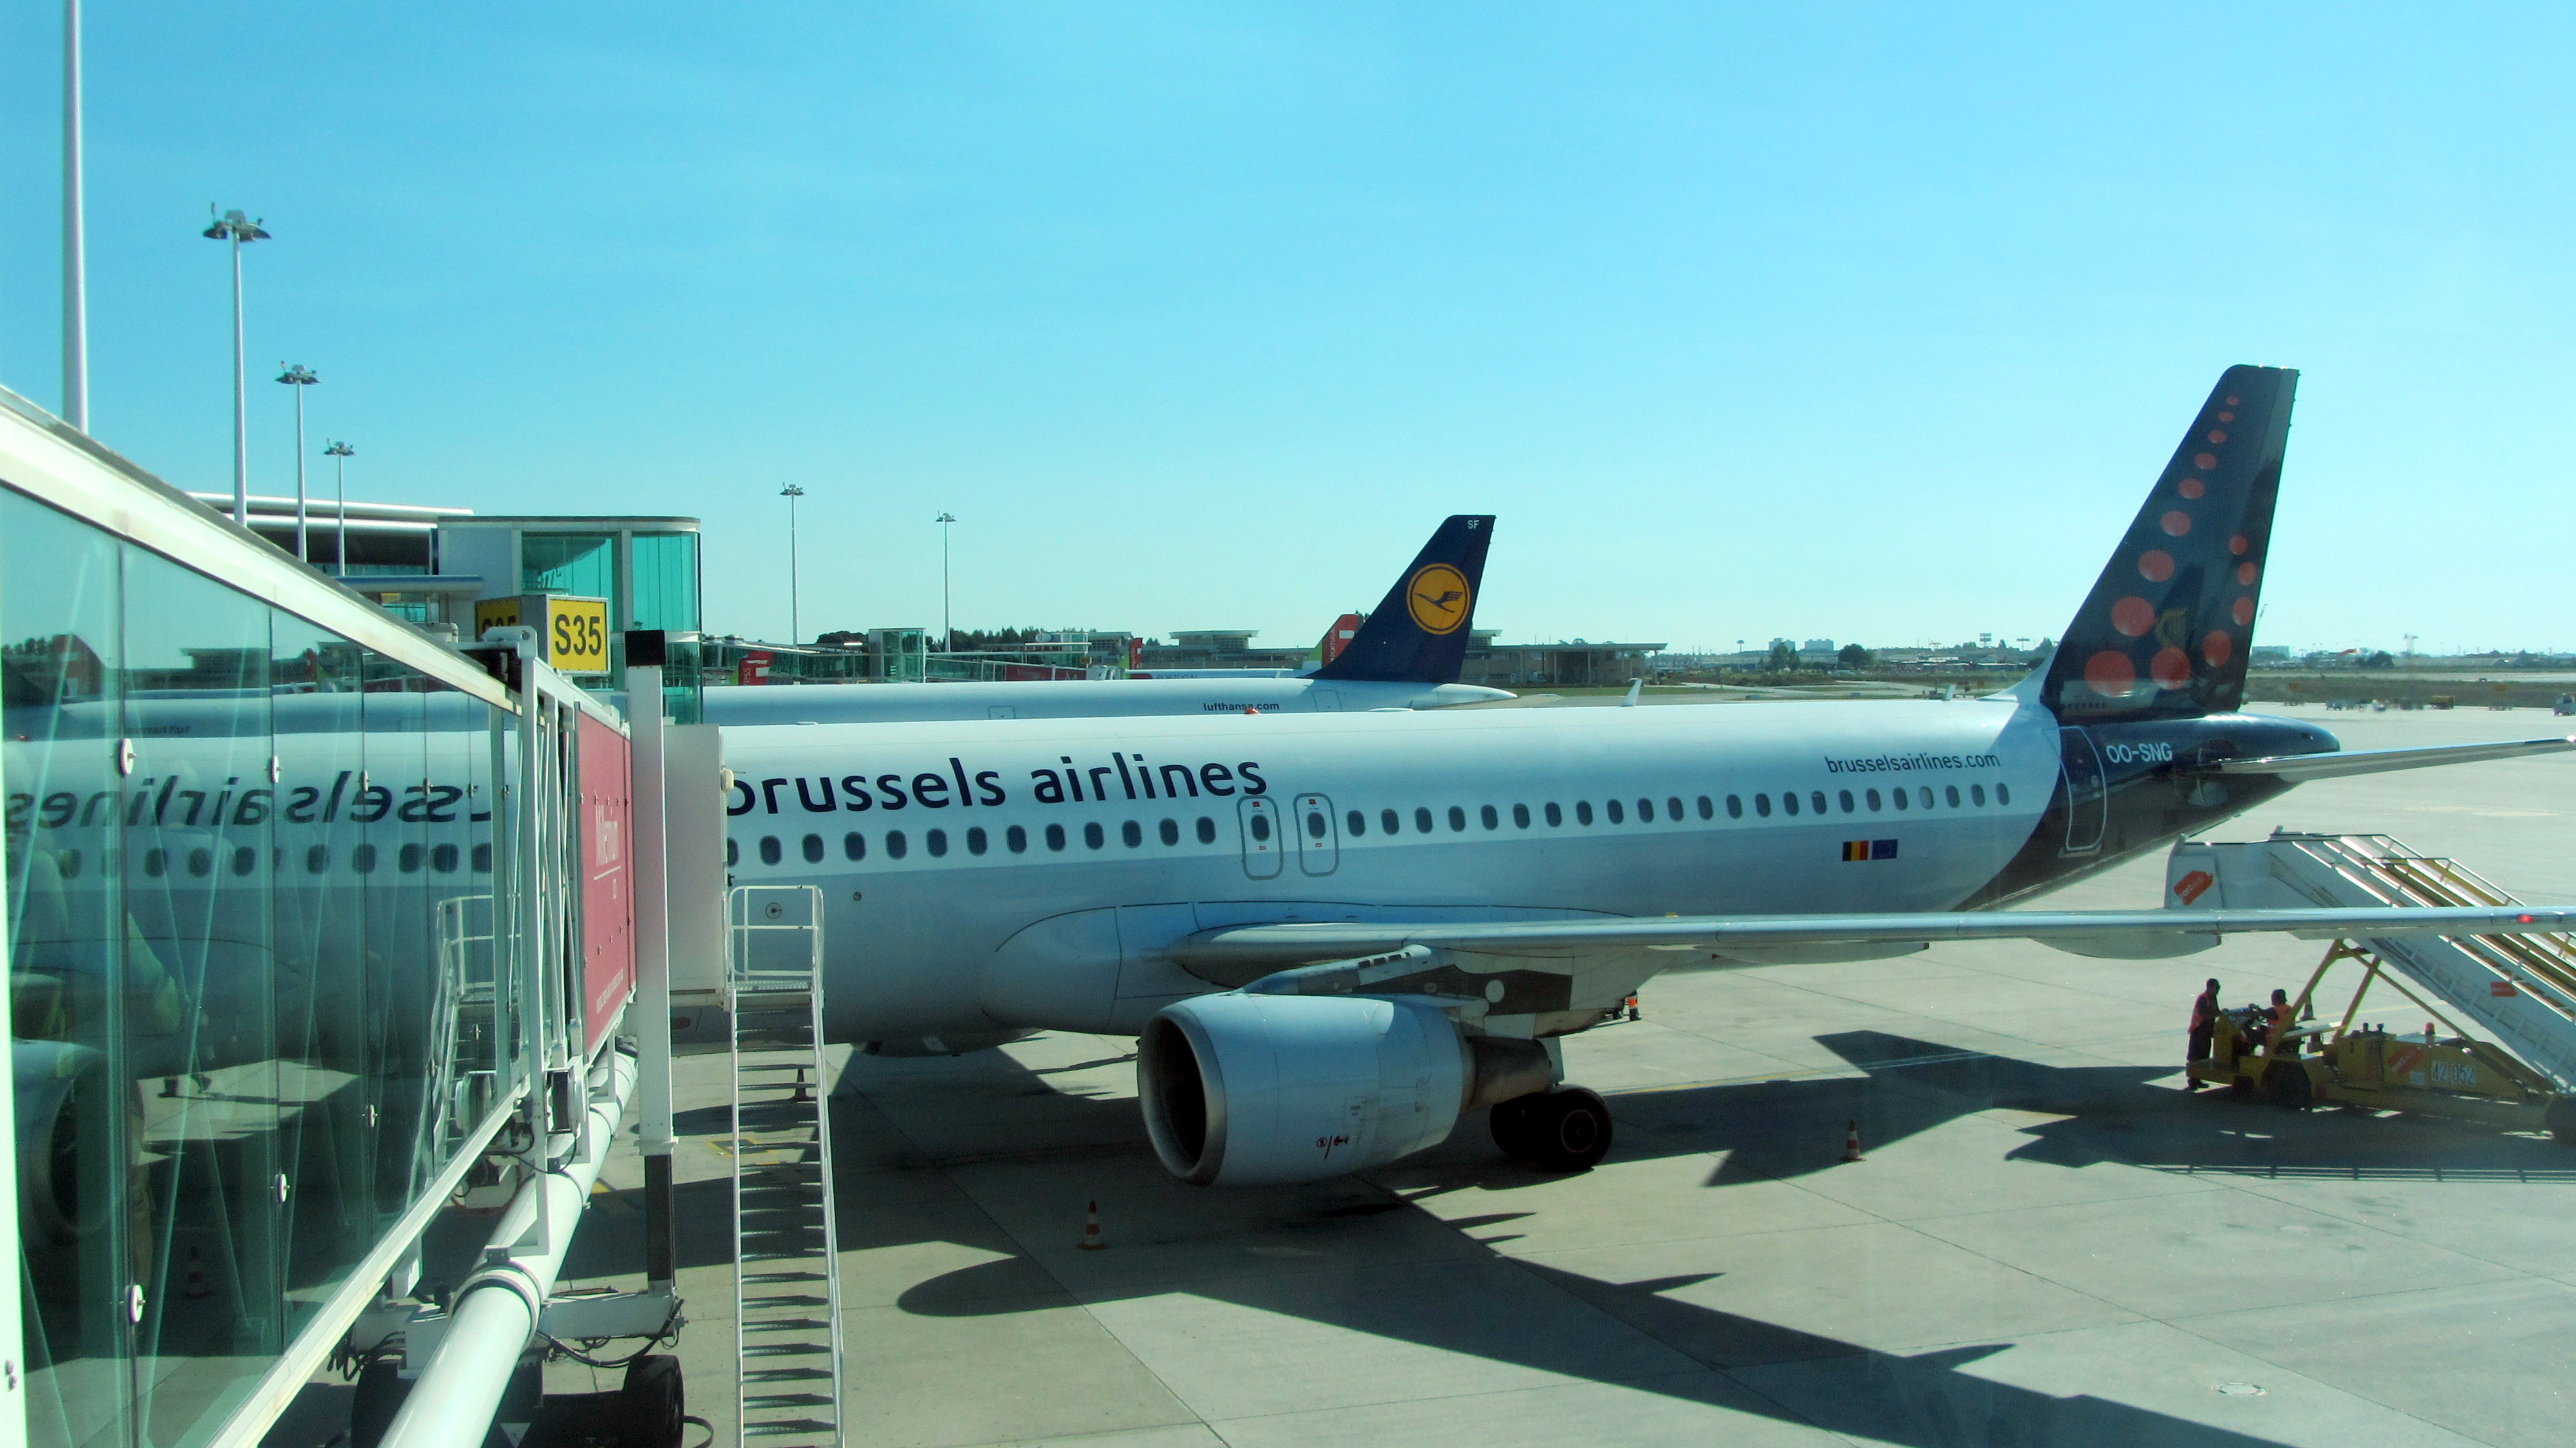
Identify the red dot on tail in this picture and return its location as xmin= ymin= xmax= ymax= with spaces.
xmin=2085 ymin=651 xmax=2137 ymax=696
xmin=2232 ymin=596 xmax=2254 ymax=626
xmin=2139 ymin=550 xmax=2175 ymax=582
xmin=2229 ymin=534 xmax=2248 ymax=555
xmin=2225 ymin=395 xmax=2240 ymax=405
xmin=2203 ymin=631 xmax=2234 ymax=667
xmin=2151 ymin=647 xmax=2193 ymax=690
xmin=2194 ymin=452 xmax=2217 ymax=470
xmin=2206 ymin=430 xmax=2227 ymax=444
xmin=2112 ymin=596 xmax=2155 ymax=636
xmin=2179 ymin=478 xmax=2205 ymax=499
xmin=2161 ymin=511 xmax=2192 ymax=537
xmin=2236 ymin=561 xmax=2258 ymax=586
xmin=2217 ymin=411 xmax=2234 ymax=423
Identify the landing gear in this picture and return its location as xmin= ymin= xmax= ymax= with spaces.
xmin=1490 ymin=1087 xmax=1614 ymax=1172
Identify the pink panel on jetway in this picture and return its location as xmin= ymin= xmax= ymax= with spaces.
xmin=578 ymin=711 xmax=636 ymax=1054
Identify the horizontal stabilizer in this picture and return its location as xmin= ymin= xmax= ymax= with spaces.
xmin=1170 ymin=904 xmax=2576 ymax=971
xmin=2195 ymin=735 xmax=2576 ymax=783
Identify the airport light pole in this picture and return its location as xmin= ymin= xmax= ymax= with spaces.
xmin=62 ymin=0 xmax=88 ymax=430
xmin=203 ymin=207 xmax=270 ymax=525
xmin=324 ymin=441 xmax=354 ymax=573
xmin=276 ymin=363 xmax=318 ymax=560
xmin=935 ymin=511 xmax=957 ymax=649
xmin=781 ymin=483 xmax=805 ymax=644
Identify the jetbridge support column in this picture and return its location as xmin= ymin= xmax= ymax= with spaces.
xmin=628 ymin=637 xmax=679 ymax=1288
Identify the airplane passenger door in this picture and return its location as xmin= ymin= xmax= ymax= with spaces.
xmin=1291 ymin=792 xmax=1340 ymax=876
xmin=1311 ymin=691 xmax=1343 ymax=712
xmin=987 ymin=705 xmax=1016 ymax=719
xmin=2058 ymin=727 xmax=2107 ymax=855
xmin=1237 ymin=797 xmax=1283 ymax=879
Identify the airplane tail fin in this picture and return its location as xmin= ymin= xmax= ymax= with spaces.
xmin=2040 ymin=367 xmax=2298 ymax=722
xmin=1311 ymin=515 xmax=1495 ymax=683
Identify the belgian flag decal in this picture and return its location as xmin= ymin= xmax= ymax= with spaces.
xmin=1843 ymin=839 xmax=1899 ymax=862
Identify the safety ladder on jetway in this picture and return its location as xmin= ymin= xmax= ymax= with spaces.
xmin=2208 ymin=832 xmax=2576 ymax=1090
xmin=727 ymin=885 xmax=846 ymax=1446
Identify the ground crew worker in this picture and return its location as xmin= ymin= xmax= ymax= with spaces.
xmin=2186 ymin=978 xmax=2221 ymax=1086
xmin=2265 ymin=988 xmax=2295 ymax=1053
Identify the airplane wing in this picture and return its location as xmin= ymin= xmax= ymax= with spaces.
xmin=1171 ymin=902 xmax=2576 ymax=975
xmin=2192 ymin=734 xmax=2575 ymax=783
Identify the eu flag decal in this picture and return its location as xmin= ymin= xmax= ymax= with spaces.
xmin=1871 ymin=838 xmax=1899 ymax=860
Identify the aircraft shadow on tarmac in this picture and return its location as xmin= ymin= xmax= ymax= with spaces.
xmin=607 ymin=1034 xmax=2573 ymax=1447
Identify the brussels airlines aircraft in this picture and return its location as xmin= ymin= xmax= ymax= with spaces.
xmin=714 ymin=366 xmax=2576 ymax=1187
xmin=697 ymin=515 xmax=1510 ymax=725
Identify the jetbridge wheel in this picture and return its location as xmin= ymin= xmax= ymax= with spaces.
xmin=2544 ymin=1096 xmax=2576 ymax=1146
xmin=1526 ymin=1087 xmax=1614 ymax=1173
xmin=2264 ymin=1062 xmax=2315 ymax=1112
xmin=349 ymin=1361 xmax=408 ymax=1448
xmin=618 ymin=1355 xmax=685 ymax=1448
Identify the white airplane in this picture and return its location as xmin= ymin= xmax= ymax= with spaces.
xmin=696 ymin=515 xmax=1511 ymax=725
xmin=718 ymin=365 xmax=2575 ymax=1186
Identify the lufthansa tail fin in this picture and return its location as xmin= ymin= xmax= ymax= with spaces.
xmin=1311 ymin=515 xmax=1495 ymax=683
xmin=2041 ymin=366 xmax=2298 ymax=722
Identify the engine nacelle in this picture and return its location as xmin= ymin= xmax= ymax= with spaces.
xmin=1138 ymin=993 xmax=1553 ymax=1186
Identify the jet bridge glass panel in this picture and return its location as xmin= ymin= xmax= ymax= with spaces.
xmin=3 ymin=488 xmax=518 ymax=1448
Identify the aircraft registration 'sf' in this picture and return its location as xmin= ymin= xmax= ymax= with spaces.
xmin=710 ymin=365 xmax=2576 ymax=1187
xmin=697 ymin=515 xmax=1508 ymax=725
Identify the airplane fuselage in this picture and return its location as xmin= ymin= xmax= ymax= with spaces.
xmin=696 ymin=677 xmax=1511 ymax=726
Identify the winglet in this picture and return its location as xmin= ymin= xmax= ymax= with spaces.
xmin=1311 ymin=515 xmax=1495 ymax=683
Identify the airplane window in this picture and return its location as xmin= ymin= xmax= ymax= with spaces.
xmin=144 ymin=847 xmax=167 ymax=877
xmin=1481 ymin=805 xmax=1499 ymax=830
xmin=1122 ymin=821 xmax=1143 ymax=848
xmin=886 ymin=831 xmax=908 ymax=859
xmin=399 ymin=844 xmax=422 ymax=874
xmin=1195 ymin=817 xmax=1217 ymax=844
xmin=228 ymin=846 xmax=254 ymax=877
xmin=1670 ymin=796 xmax=1685 ymax=819
xmin=1607 ymin=799 xmax=1625 ymax=823
xmin=1251 ymin=813 xmax=1273 ymax=841
xmin=306 ymin=844 xmax=329 ymax=875
xmin=474 ymin=843 xmax=493 ymax=873
xmin=1307 ymin=810 xmax=1328 ymax=840
xmin=1866 ymin=788 xmax=1881 ymax=811
xmin=1577 ymin=801 xmax=1595 ymax=824
xmin=724 ymin=839 xmax=737 ymax=867
xmin=1726 ymin=795 xmax=1742 ymax=818
xmin=1347 ymin=810 xmax=1365 ymax=837
xmin=1781 ymin=794 xmax=1797 ymax=817
xmin=1415 ymin=807 xmax=1434 ymax=833
xmin=1546 ymin=802 xmax=1563 ymax=826
xmin=1893 ymin=788 xmax=1908 ymax=811
xmin=1045 ymin=823 xmax=1066 ymax=852
xmin=1996 ymin=783 xmax=2011 ymax=806
xmin=433 ymin=844 xmax=459 ymax=873
xmin=1698 ymin=795 xmax=1712 ymax=819
xmin=1839 ymin=790 xmax=1855 ymax=814
xmin=1754 ymin=795 xmax=1770 ymax=817
xmin=1945 ymin=785 xmax=1961 ymax=808
xmin=1381 ymin=808 xmax=1400 ymax=834
xmin=969 ymin=826 xmax=990 ymax=855
xmin=1971 ymin=784 xmax=1987 ymax=806
xmin=1635 ymin=798 xmax=1653 ymax=821
xmin=53 ymin=850 xmax=80 ymax=879
xmin=844 ymin=832 xmax=866 ymax=861
xmin=1448 ymin=805 xmax=1467 ymax=832
xmin=802 ymin=834 xmax=825 ymax=863
xmin=1008 ymin=825 xmax=1028 ymax=853
xmin=1161 ymin=819 xmax=1181 ymax=846
xmin=189 ymin=848 xmax=213 ymax=877
xmin=928 ymin=829 xmax=950 ymax=857
xmin=1513 ymin=803 xmax=1530 ymax=828
xmin=1086 ymin=822 xmax=1107 ymax=850
xmin=1810 ymin=791 xmax=1827 ymax=815
xmin=1919 ymin=786 xmax=1935 ymax=808
xmin=759 ymin=837 xmax=782 ymax=865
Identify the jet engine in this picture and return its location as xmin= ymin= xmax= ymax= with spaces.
xmin=1138 ymin=992 xmax=1553 ymax=1186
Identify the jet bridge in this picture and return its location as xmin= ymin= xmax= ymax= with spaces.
xmin=2168 ymin=832 xmax=2576 ymax=1117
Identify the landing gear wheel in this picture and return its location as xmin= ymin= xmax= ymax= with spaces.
xmin=2264 ymin=1063 xmax=2314 ymax=1112
xmin=1527 ymin=1087 xmax=1614 ymax=1172
xmin=618 ymin=1355 xmax=685 ymax=1448
xmin=1489 ymin=1094 xmax=1541 ymax=1159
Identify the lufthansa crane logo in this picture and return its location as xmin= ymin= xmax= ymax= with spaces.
xmin=1406 ymin=564 xmax=1471 ymax=635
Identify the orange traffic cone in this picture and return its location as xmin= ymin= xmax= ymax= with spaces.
xmin=1625 ymin=996 xmax=1640 ymax=1022
xmin=184 ymin=1246 xmax=213 ymax=1300
xmin=1077 ymin=1201 xmax=1106 ymax=1251
xmin=1840 ymin=1119 xmax=1864 ymax=1163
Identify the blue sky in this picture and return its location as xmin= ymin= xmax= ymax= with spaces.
xmin=3 ymin=3 xmax=2571 ymax=654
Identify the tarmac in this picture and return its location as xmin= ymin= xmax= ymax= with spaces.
xmin=558 ymin=702 xmax=2576 ymax=1448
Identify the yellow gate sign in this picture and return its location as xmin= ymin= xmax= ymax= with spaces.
xmin=473 ymin=593 xmax=612 ymax=675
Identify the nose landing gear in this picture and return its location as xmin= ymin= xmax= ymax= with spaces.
xmin=1489 ymin=1087 xmax=1614 ymax=1172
